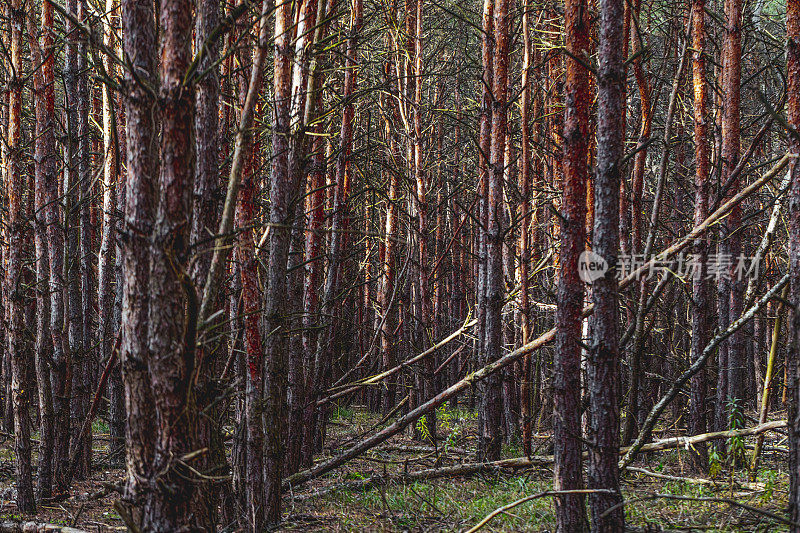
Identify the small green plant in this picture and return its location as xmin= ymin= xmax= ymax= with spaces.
xmin=415 ymin=415 xmax=433 ymax=443
xmin=92 ymin=418 xmax=110 ymax=434
xmin=727 ymin=398 xmax=746 ymax=482
xmin=709 ymin=447 xmax=722 ymax=479
xmin=331 ymin=403 xmax=353 ymax=422
xmin=437 ymin=405 xmax=462 ymax=452
xmin=761 ymin=469 xmax=777 ymax=504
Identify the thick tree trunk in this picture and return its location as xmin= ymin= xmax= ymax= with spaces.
xmin=6 ymin=0 xmax=36 ymax=513
xmin=588 ymin=0 xmax=626 ymax=526
xmin=142 ymin=0 xmax=200 ymax=528
xmin=553 ymin=0 xmax=590 ymax=527
xmin=119 ymin=0 xmax=157 ymax=520
xmin=28 ymin=1 xmax=57 ymax=501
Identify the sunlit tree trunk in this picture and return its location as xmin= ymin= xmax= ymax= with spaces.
xmin=689 ymin=0 xmax=711 ymax=471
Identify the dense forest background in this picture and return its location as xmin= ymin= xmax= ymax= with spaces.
xmin=2 ymin=0 xmax=800 ymax=530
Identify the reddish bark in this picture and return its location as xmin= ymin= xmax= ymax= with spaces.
xmin=28 ymin=0 xmax=56 ymax=500
xmin=6 ymin=0 xmax=35 ymax=513
xmin=588 ymin=0 xmax=626 ymax=526
xmin=119 ymin=0 xmax=157 ymax=517
xmin=689 ymin=0 xmax=711 ymax=471
xmin=142 ymin=0 xmax=200 ymax=527
xmin=553 ymin=0 xmax=590 ymax=526
xmin=721 ymin=0 xmax=744 ymax=412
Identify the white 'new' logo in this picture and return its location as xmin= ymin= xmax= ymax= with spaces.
xmin=578 ymin=250 xmax=608 ymax=283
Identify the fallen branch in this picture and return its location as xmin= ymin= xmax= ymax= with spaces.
xmin=318 ymin=317 xmax=477 ymax=406
xmin=619 ymin=275 xmax=789 ymax=469
xmin=67 ymin=333 xmax=120 ymax=480
xmin=283 ymin=153 xmax=794 ymax=491
xmin=290 ymin=422 xmax=785 ymax=503
xmin=632 ymin=420 xmax=787 ymax=455
xmin=626 ymin=467 xmax=763 ymax=491
xmin=465 ymin=489 xmax=614 ymax=533
xmin=0 ymin=522 xmax=88 ymax=533
xmin=599 ymin=492 xmax=797 ymax=528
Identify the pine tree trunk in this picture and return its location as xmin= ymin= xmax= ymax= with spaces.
xmin=689 ymin=0 xmax=711 ymax=471
xmin=6 ymin=0 xmax=36 ymax=513
xmin=786 ymin=0 xmax=800 ymax=525
xmin=479 ymin=0 xmax=509 ymax=460
xmin=553 ymin=0 xmax=590 ymax=526
xmin=119 ymin=0 xmax=157 ymax=521
xmin=28 ymin=1 xmax=56 ymax=500
xmin=587 ymin=0 xmax=626 ymax=526
xmin=142 ymin=0 xmax=200 ymax=528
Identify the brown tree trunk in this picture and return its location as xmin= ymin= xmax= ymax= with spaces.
xmin=519 ymin=0 xmax=534 ymax=458
xmin=6 ymin=0 xmax=36 ymax=513
xmin=119 ymin=0 xmax=157 ymax=520
xmin=689 ymin=0 xmax=711 ymax=471
xmin=721 ymin=0 xmax=744 ymax=415
xmin=478 ymin=0 xmax=509 ymax=461
xmin=263 ymin=0 xmax=302 ymax=523
xmin=191 ymin=0 xmax=221 ymax=286
xmin=553 ymin=0 xmax=590 ymax=527
xmin=588 ymin=0 xmax=626 ymax=526
xmin=28 ymin=0 xmax=56 ymax=500
xmin=237 ymin=137 xmax=265 ymax=532
xmin=69 ymin=0 xmax=93 ymax=482
xmin=142 ymin=0 xmax=200 ymax=528
xmin=97 ymin=0 xmax=118 ymax=398
xmin=787 ymin=0 xmax=800 ymax=525
xmin=379 ymin=54 xmax=400 ymax=414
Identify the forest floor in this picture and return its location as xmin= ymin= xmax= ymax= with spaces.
xmin=0 ymin=405 xmax=790 ymax=532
